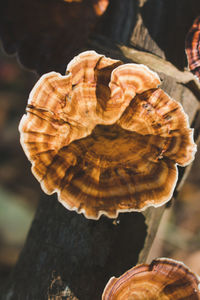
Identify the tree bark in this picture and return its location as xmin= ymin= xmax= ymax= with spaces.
xmin=1 ymin=1 xmax=200 ymax=299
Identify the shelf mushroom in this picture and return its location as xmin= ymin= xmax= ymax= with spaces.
xmin=102 ymin=258 xmax=200 ymax=299
xmin=185 ymin=16 xmax=200 ymax=80
xmin=19 ymin=50 xmax=196 ymax=219
xmin=63 ymin=0 xmax=109 ymax=16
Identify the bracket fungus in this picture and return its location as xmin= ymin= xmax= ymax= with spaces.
xmin=102 ymin=258 xmax=200 ymax=299
xmin=63 ymin=0 xmax=109 ymax=16
xmin=19 ymin=50 xmax=196 ymax=219
xmin=185 ymin=16 xmax=200 ymax=80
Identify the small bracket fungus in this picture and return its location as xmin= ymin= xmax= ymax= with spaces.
xmin=93 ymin=0 xmax=109 ymax=16
xmin=19 ymin=50 xmax=196 ymax=219
xmin=102 ymin=258 xmax=200 ymax=299
xmin=63 ymin=0 xmax=109 ymax=16
xmin=185 ymin=16 xmax=200 ymax=80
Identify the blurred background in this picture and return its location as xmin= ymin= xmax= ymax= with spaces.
xmin=0 ymin=41 xmax=200 ymax=285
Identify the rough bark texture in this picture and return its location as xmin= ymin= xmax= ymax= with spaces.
xmin=1 ymin=0 xmax=200 ymax=299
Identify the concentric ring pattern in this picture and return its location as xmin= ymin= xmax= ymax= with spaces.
xmin=19 ymin=51 xmax=196 ymax=219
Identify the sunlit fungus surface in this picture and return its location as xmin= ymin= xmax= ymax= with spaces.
xmin=102 ymin=258 xmax=200 ymax=300
xmin=19 ymin=51 xmax=196 ymax=219
xmin=63 ymin=0 xmax=109 ymax=16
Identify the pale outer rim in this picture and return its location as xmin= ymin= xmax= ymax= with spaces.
xmin=18 ymin=51 xmax=197 ymax=220
xmin=102 ymin=257 xmax=200 ymax=299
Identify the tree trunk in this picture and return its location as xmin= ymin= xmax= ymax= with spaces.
xmin=1 ymin=1 xmax=200 ymax=299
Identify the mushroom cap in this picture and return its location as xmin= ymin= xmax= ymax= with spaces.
xmin=185 ymin=16 xmax=200 ymax=80
xmin=102 ymin=258 xmax=200 ymax=300
xmin=19 ymin=50 xmax=196 ymax=219
xmin=63 ymin=0 xmax=109 ymax=16
xmin=93 ymin=0 xmax=109 ymax=16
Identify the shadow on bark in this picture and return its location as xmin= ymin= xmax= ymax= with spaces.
xmin=2 ymin=193 xmax=146 ymax=300
xmin=141 ymin=0 xmax=200 ymax=69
